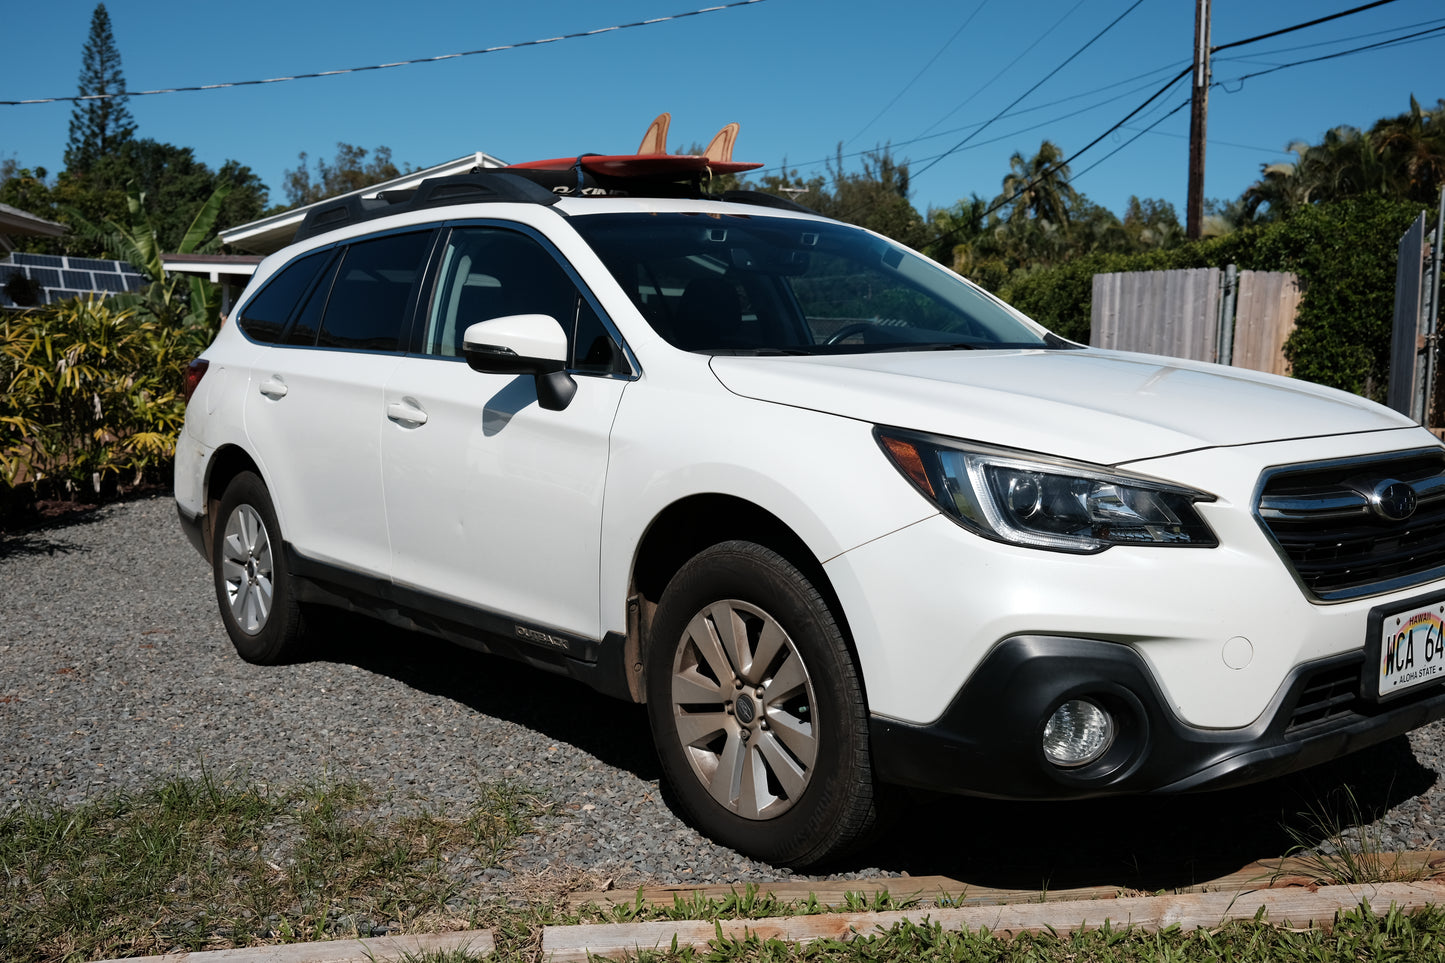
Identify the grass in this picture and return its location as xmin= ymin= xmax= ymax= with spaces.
xmin=0 ymin=770 xmax=545 ymax=963
xmin=6 ymin=774 xmax=1445 ymax=963
xmin=1281 ymin=785 xmax=1433 ymax=886
xmin=608 ymin=906 xmax=1445 ymax=961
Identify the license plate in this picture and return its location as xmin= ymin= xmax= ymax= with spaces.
xmin=1372 ymin=595 xmax=1445 ymax=699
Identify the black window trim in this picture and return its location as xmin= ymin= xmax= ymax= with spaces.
xmin=417 ymin=218 xmax=639 ymax=381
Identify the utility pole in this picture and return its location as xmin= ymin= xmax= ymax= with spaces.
xmin=1186 ymin=0 xmax=1211 ymax=240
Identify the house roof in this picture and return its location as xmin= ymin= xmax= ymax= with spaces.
xmin=0 ymin=202 xmax=68 ymax=254
xmin=0 ymin=202 xmax=67 ymax=237
xmin=219 ymin=152 xmax=507 ymax=255
xmin=161 ymin=252 xmax=264 ymax=281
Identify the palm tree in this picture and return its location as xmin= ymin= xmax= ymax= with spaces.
xmin=1371 ymin=96 xmax=1445 ymax=204
xmin=995 ymin=140 xmax=1080 ymax=230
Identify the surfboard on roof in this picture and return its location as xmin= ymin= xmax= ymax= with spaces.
xmin=506 ymin=113 xmax=764 ymax=178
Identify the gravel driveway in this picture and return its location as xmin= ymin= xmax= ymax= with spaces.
xmin=3 ymin=495 xmax=1442 ymax=896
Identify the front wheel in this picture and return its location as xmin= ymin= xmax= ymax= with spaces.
xmin=646 ymin=541 xmax=876 ymax=868
xmin=212 ymin=472 xmax=305 ymax=664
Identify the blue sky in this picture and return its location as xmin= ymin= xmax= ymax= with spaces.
xmin=2 ymin=0 xmax=1442 ymax=223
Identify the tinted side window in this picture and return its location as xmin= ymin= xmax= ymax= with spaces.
xmin=316 ymin=232 xmax=432 ymax=352
xmin=235 ymin=249 xmax=332 ymax=344
xmin=283 ymin=252 xmax=340 ymax=347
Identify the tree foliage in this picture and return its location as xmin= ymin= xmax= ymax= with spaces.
xmin=749 ymin=148 xmax=927 ymax=250
xmin=64 ymin=3 xmax=135 ymax=174
xmin=999 ymin=196 xmax=1425 ymax=399
xmin=1242 ymin=97 xmax=1445 ymax=221
xmin=0 ymin=144 xmax=267 ymax=258
xmin=282 ymin=143 xmax=410 ymax=207
xmin=1 ymin=296 xmax=203 ymax=496
xmin=66 ymin=184 xmax=234 ymax=335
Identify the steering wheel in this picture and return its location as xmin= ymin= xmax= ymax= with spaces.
xmin=823 ymin=321 xmax=879 ymax=345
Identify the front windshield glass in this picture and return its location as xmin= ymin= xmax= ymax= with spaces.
xmin=570 ymin=212 xmax=1055 ymax=354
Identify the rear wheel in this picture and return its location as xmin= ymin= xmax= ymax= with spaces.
xmin=646 ymin=541 xmax=876 ymax=868
xmin=212 ymin=472 xmax=305 ymax=664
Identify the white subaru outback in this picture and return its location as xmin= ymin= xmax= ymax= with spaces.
xmin=176 ymin=164 xmax=1445 ymax=868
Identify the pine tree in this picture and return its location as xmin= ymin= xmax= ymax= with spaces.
xmin=64 ymin=4 xmax=136 ymax=173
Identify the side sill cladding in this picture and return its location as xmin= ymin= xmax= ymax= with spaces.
xmin=283 ymin=546 xmax=634 ymax=701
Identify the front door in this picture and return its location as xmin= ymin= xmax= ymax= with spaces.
xmin=380 ymin=225 xmax=631 ymax=640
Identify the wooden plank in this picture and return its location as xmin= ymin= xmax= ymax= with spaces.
xmin=1088 ymin=269 xmax=1220 ymax=361
xmin=568 ymin=877 xmax=1119 ymax=912
xmin=89 ymin=930 xmax=493 ymax=963
xmin=544 ymin=881 xmax=1445 ymax=961
xmin=1232 ymin=270 xmax=1300 ymax=376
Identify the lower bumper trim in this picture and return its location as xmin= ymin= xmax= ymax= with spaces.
xmin=870 ymin=635 xmax=1445 ymax=800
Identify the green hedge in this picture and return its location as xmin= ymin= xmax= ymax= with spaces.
xmin=997 ymin=197 xmax=1430 ymax=400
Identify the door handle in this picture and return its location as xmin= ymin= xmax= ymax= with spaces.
xmin=258 ymin=376 xmax=288 ymax=399
xmin=387 ymin=399 xmax=429 ymax=427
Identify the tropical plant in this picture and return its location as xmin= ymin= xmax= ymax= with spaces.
xmin=1 ymin=296 xmax=192 ymax=494
xmin=996 ymin=139 xmax=1081 ymax=231
xmin=66 ymin=182 xmax=233 ymax=334
xmin=1242 ymin=97 xmax=1445 ymax=222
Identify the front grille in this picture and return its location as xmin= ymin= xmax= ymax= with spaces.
xmin=1255 ymin=449 xmax=1445 ymax=600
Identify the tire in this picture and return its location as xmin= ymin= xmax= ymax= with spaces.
xmin=645 ymin=541 xmax=876 ymax=868
xmin=212 ymin=472 xmax=306 ymax=665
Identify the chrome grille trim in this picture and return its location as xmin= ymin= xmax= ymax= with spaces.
xmin=1254 ymin=447 xmax=1445 ymax=601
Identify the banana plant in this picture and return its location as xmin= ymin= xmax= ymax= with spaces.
xmin=65 ymin=181 xmax=233 ymax=335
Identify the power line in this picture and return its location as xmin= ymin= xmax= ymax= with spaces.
xmin=920 ymin=70 xmax=1191 ymax=249
xmin=1211 ymin=14 xmax=1445 ymax=65
xmin=1210 ymin=0 xmax=1405 ymax=55
xmin=845 ymin=0 xmax=995 ymax=147
xmin=0 ymin=1 xmax=766 ymax=107
xmin=1219 ymin=23 xmax=1445 ymax=88
xmin=913 ymin=0 xmax=1091 ymax=141
xmin=912 ymin=0 xmax=1148 ymax=179
xmin=919 ymin=6 xmax=1440 ymax=251
xmin=755 ymin=63 xmax=1190 ymax=182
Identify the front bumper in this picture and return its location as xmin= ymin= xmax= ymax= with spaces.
xmin=870 ymin=634 xmax=1445 ymax=799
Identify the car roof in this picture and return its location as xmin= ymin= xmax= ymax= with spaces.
xmin=292 ymin=167 xmax=822 ymax=246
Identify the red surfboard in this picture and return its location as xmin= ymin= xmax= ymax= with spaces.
xmin=507 ymin=154 xmax=763 ymax=177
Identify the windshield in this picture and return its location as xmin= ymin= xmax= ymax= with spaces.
xmin=570 ymin=212 xmax=1057 ymax=354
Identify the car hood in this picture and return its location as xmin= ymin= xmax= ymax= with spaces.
xmin=709 ymin=348 xmax=1418 ymax=465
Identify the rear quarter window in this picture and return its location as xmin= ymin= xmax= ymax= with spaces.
xmin=235 ymin=249 xmax=334 ymax=344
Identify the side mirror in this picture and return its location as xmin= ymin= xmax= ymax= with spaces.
xmin=462 ymin=314 xmax=577 ymax=411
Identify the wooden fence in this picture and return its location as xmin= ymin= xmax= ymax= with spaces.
xmin=1090 ymin=267 xmax=1301 ymax=376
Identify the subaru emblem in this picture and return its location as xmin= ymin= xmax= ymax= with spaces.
xmin=1370 ymin=479 xmax=1418 ymax=521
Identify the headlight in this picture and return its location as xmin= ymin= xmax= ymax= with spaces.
xmin=875 ymin=427 xmax=1218 ymax=552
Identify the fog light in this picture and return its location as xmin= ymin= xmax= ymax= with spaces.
xmin=1042 ymin=699 xmax=1114 ymax=768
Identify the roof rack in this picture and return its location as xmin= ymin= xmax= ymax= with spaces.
xmin=293 ymin=171 xmax=560 ymax=243
xmin=291 ymin=167 xmax=821 ymax=245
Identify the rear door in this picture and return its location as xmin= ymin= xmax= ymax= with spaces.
xmin=243 ymin=230 xmax=434 ymax=577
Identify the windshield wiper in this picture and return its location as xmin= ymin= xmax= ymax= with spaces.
xmin=866 ymin=341 xmax=981 ymax=352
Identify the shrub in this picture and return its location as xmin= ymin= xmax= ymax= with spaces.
xmin=996 ymin=196 xmax=1428 ymax=399
xmin=1 ymin=296 xmax=204 ymax=496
